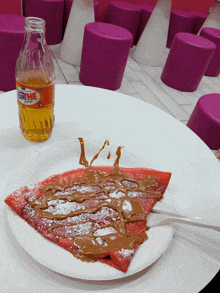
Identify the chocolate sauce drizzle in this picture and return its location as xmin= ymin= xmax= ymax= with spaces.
xmin=26 ymin=138 xmax=162 ymax=263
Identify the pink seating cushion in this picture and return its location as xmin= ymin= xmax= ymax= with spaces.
xmin=161 ymin=32 xmax=216 ymax=92
xmin=23 ymin=0 xmax=64 ymax=45
xmin=167 ymin=9 xmax=195 ymax=48
xmin=200 ymin=27 xmax=220 ymax=77
xmin=187 ymin=93 xmax=220 ymax=150
xmin=190 ymin=11 xmax=208 ymax=35
xmin=0 ymin=14 xmax=25 ymax=91
xmin=80 ymin=22 xmax=132 ymax=90
xmin=106 ymin=1 xmax=141 ymax=46
xmin=134 ymin=4 xmax=154 ymax=45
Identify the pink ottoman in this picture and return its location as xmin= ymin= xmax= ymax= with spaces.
xmin=191 ymin=11 xmax=208 ymax=35
xmin=200 ymin=27 xmax=220 ymax=77
xmin=161 ymin=33 xmax=216 ymax=92
xmin=63 ymin=0 xmax=99 ymax=35
xmin=23 ymin=0 xmax=64 ymax=45
xmin=167 ymin=9 xmax=195 ymax=48
xmin=187 ymin=93 xmax=220 ymax=150
xmin=105 ymin=1 xmax=141 ymax=47
xmin=134 ymin=4 xmax=154 ymax=46
xmin=0 ymin=14 xmax=25 ymax=91
xmin=79 ymin=22 xmax=132 ymax=90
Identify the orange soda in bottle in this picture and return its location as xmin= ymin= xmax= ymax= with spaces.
xmin=15 ymin=17 xmax=55 ymax=142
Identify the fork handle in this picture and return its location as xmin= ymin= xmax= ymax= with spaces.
xmin=163 ymin=216 xmax=220 ymax=231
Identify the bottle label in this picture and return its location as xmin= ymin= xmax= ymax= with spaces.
xmin=16 ymin=80 xmax=55 ymax=109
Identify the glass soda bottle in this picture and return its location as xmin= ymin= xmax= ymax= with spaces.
xmin=15 ymin=17 xmax=55 ymax=142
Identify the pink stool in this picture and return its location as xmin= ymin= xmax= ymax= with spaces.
xmin=187 ymin=94 xmax=220 ymax=150
xmin=23 ymin=0 xmax=64 ymax=45
xmin=105 ymin=1 xmax=141 ymax=46
xmin=63 ymin=0 xmax=99 ymax=35
xmin=161 ymin=33 xmax=216 ymax=92
xmin=200 ymin=27 xmax=220 ymax=77
xmin=134 ymin=4 xmax=154 ymax=46
xmin=167 ymin=9 xmax=195 ymax=48
xmin=0 ymin=14 xmax=25 ymax=91
xmin=190 ymin=11 xmax=208 ymax=35
xmin=79 ymin=22 xmax=132 ymax=90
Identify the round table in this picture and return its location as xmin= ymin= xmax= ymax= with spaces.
xmin=0 ymin=85 xmax=219 ymax=292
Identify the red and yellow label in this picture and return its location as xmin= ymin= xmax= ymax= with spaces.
xmin=16 ymin=80 xmax=55 ymax=109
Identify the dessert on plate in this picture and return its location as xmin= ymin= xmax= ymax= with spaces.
xmin=5 ymin=138 xmax=172 ymax=272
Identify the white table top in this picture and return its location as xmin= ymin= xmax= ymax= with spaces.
xmin=1 ymin=84 xmax=220 ymax=292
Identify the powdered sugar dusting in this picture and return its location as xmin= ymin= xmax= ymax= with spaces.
xmin=118 ymin=248 xmax=135 ymax=258
xmin=76 ymin=185 xmax=100 ymax=193
xmin=109 ymin=190 xmax=125 ymax=199
xmin=127 ymin=190 xmax=143 ymax=197
xmin=122 ymin=200 xmax=132 ymax=212
xmin=45 ymin=200 xmax=83 ymax=215
xmin=94 ymin=226 xmax=116 ymax=237
xmin=20 ymin=179 xmax=152 ymax=248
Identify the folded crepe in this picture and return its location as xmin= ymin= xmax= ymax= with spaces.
xmin=5 ymin=165 xmax=171 ymax=273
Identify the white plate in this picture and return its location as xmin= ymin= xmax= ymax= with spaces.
xmin=7 ymin=208 xmax=174 ymax=280
xmin=6 ymin=139 xmax=174 ymax=280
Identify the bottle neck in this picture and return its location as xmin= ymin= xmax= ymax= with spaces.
xmin=23 ymin=30 xmax=47 ymax=51
xmin=16 ymin=17 xmax=54 ymax=82
xmin=23 ymin=17 xmax=47 ymax=51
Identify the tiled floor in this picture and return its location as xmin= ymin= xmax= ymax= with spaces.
xmin=48 ymin=43 xmax=220 ymax=126
xmin=3 ymin=43 xmax=220 ymax=127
